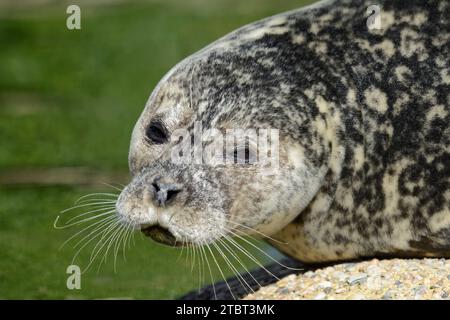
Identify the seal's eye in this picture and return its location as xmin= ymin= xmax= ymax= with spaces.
xmin=145 ymin=121 xmax=168 ymax=144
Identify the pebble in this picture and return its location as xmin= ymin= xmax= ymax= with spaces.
xmin=318 ymin=281 xmax=333 ymax=289
xmin=350 ymin=293 xmax=366 ymax=300
xmin=382 ymin=290 xmax=393 ymax=300
xmin=413 ymin=285 xmax=427 ymax=299
xmin=277 ymin=288 xmax=290 ymax=295
xmin=333 ymin=271 xmax=348 ymax=282
xmin=347 ymin=273 xmax=368 ymax=285
xmin=244 ymin=258 xmax=450 ymax=300
xmin=314 ymin=292 xmax=327 ymax=300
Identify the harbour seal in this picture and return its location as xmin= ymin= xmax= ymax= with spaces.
xmin=116 ymin=0 xmax=450 ymax=268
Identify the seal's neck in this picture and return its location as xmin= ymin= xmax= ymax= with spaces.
xmin=312 ymin=94 xmax=350 ymax=205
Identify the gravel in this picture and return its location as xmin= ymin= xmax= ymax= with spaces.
xmin=244 ymin=258 xmax=450 ymax=300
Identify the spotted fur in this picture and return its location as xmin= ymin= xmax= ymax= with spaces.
xmin=117 ymin=0 xmax=450 ymax=263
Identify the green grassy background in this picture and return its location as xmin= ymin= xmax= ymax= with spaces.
xmin=0 ymin=0 xmax=314 ymax=299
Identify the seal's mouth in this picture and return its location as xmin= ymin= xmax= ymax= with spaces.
xmin=141 ymin=225 xmax=182 ymax=247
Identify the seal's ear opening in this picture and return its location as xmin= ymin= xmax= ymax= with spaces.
xmin=145 ymin=120 xmax=168 ymax=144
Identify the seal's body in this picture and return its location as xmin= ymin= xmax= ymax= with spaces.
xmin=116 ymin=0 xmax=450 ymax=263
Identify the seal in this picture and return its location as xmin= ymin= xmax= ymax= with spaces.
xmin=116 ymin=0 xmax=450 ymax=268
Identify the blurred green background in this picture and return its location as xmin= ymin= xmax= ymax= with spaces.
xmin=0 ymin=0 xmax=314 ymax=299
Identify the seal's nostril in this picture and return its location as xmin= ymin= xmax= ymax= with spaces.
xmin=166 ymin=189 xmax=180 ymax=202
xmin=152 ymin=181 xmax=160 ymax=192
xmin=152 ymin=179 xmax=183 ymax=206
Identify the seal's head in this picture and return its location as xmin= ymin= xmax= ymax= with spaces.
xmin=116 ymin=26 xmax=330 ymax=247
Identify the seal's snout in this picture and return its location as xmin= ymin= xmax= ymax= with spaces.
xmin=141 ymin=225 xmax=179 ymax=246
xmin=151 ymin=178 xmax=183 ymax=207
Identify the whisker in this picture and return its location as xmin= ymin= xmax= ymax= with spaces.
xmin=89 ymin=220 xmax=122 ymax=264
xmin=120 ymin=221 xmax=133 ymax=260
xmin=122 ymin=221 xmax=133 ymax=261
xmin=225 ymin=236 xmax=281 ymax=281
xmin=196 ymin=244 xmax=203 ymax=293
xmin=186 ymin=242 xmax=191 ymax=266
xmin=113 ymin=224 xmax=128 ymax=273
xmin=58 ymin=187 xmax=134 ymax=274
xmin=227 ymin=229 xmax=302 ymax=271
xmin=60 ymin=215 xmax=116 ymax=249
xmin=222 ymin=225 xmax=278 ymax=251
xmin=200 ymin=244 xmax=217 ymax=300
xmin=212 ymin=240 xmax=253 ymax=295
xmin=96 ymin=224 xmax=124 ymax=274
xmin=177 ymin=238 xmax=186 ymax=263
xmin=203 ymin=221 xmax=286 ymax=280
xmin=60 ymin=201 xmax=117 ymax=214
xmin=75 ymin=193 xmax=119 ymax=204
xmin=124 ymin=220 xmax=135 ymax=254
xmin=85 ymin=221 xmax=122 ymax=273
xmin=224 ymin=218 xmax=288 ymax=245
xmin=65 ymin=206 xmax=116 ymax=224
xmin=75 ymin=198 xmax=117 ymax=205
xmin=200 ymin=244 xmax=206 ymax=292
xmin=54 ymin=210 xmax=116 ymax=229
xmin=71 ymin=216 xmax=117 ymax=250
xmin=191 ymin=243 xmax=196 ymax=273
xmin=218 ymin=237 xmax=262 ymax=289
xmin=70 ymin=218 xmax=118 ymax=268
xmin=101 ymin=182 xmax=124 ymax=192
xmin=205 ymin=243 xmax=236 ymax=300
